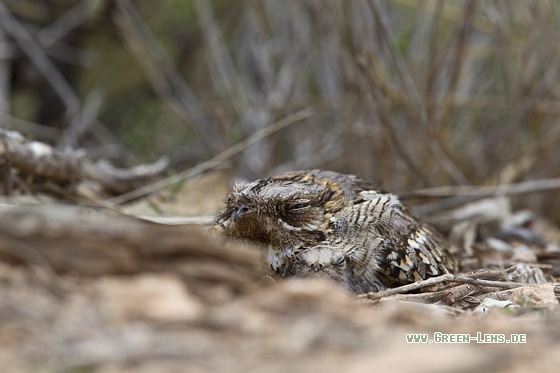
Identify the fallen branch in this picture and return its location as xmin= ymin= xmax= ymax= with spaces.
xmin=0 ymin=205 xmax=262 ymax=287
xmin=359 ymin=273 xmax=524 ymax=301
xmin=370 ymin=283 xmax=490 ymax=306
xmin=0 ymin=128 xmax=168 ymax=194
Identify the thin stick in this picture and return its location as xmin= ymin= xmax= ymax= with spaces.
xmin=0 ymin=0 xmax=80 ymax=116
xmin=114 ymin=0 xmax=222 ymax=154
xmin=0 ymin=25 xmax=10 ymax=115
xmin=37 ymin=0 xmax=93 ymax=47
xmin=359 ymin=274 xmax=524 ymax=300
xmin=368 ymin=0 xmax=470 ymax=185
xmin=400 ymin=177 xmax=560 ymax=199
xmin=195 ymin=0 xmax=248 ymax=116
xmin=108 ymin=108 xmax=314 ymax=205
xmin=356 ymin=54 xmax=433 ymax=187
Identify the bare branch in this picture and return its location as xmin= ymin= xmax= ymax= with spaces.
xmin=356 ymin=55 xmax=434 ymax=187
xmin=195 ymin=0 xmax=249 ymax=115
xmin=0 ymin=25 xmax=10 ymax=115
xmin=62 ymin=90 xmax=104 ymax=148
xmin=109 ymin=107 xmax=314 ymax=205
xmin=360 ymin=273 xmax=524 ymax=301
xmin=368 ymin=0 xmax=471 ymax=185
xmin=114 ymin=0 xmax=222 ymax=154
xmin=37 ymin=0 xmax=96 ymax=47
xmin=0 ymin=0 xmax=81 ymax=117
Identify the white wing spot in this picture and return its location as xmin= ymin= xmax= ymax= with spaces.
xmin=407 ymin=238 xmax=420 ymax=250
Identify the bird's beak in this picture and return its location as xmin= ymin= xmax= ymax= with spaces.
xmin=234 ymin=206 xmax=255 ymax=222
xmin=312 ymin=264 xmax=322 ymax=273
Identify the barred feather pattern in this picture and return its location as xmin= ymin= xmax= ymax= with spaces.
xmin=215 ymin=170 xmax=457 ymax=293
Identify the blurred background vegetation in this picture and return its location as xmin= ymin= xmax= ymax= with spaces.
xmin=1 ymin=0 xmax=560 ymax=222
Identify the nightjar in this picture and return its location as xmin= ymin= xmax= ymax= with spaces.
xmin=215 ymin=169 xmax=457 ymax=292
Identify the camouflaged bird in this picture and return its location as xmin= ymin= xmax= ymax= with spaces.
xmin=215 ymin=169 xmax=457 ymax=292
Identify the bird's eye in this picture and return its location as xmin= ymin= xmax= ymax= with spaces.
xmin=334 ymin=256 xmax=345 ymax=266
xmin=289 ymin=202 xmax=310 ymax=210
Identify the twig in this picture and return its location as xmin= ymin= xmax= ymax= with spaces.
xmin=368 ymin=0 xmax=470 ymax=185
xmin=114 ymin=0 xmax=222 ymax=154
xmin=35 ymin=0 xmax=97 ymax=66
xmin=0 ymin=25 xmax=10 ymax=115
xmin=195 ymin=0 xmax=248 ymax=116
xmin=108 ymin=107 xmax=314 ymax=205
xmin=425 ymin=0 xmax=444 ymax=103
xmin=436 ymin=0 xmax=476 ymax=128
xmin=356 ymin=54 xmax=433 ymax=187
xmin=391 ymin=0 xmax=496 ymax=36
xmin=0 ymin=113 xmax=62 ymax=141
xmin=426 ymin=0 xmax=476 ymax=183
xmin=0 ymin=0 xmax=81 ymax=117
xmin=62 ymin=90 xmax=104 ymax=148
xmin=0 ymin=2 xmax=132 ymax=156
xmin=37 ymin=0 xmax=94 ymax=47
xmin=400 ymin=177 xmax=560 ymax=199
xmin=359 ymin=273 xmax=524 ymax=301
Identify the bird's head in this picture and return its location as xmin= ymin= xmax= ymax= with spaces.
xmin=215 ymin=173 xmax=348 ymax=247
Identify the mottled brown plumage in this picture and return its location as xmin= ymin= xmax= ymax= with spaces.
xmin=215 ymin=169 xmax=457 ymax=293
xmin=291 ymin=246 xmax=383 ymax=293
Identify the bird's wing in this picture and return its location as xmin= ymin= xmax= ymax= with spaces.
xmin=343 ymin=190 xmax=457 ymax=287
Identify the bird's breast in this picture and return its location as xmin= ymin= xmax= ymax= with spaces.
xmin=267 ymin=244 xmax=299 ymax=272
